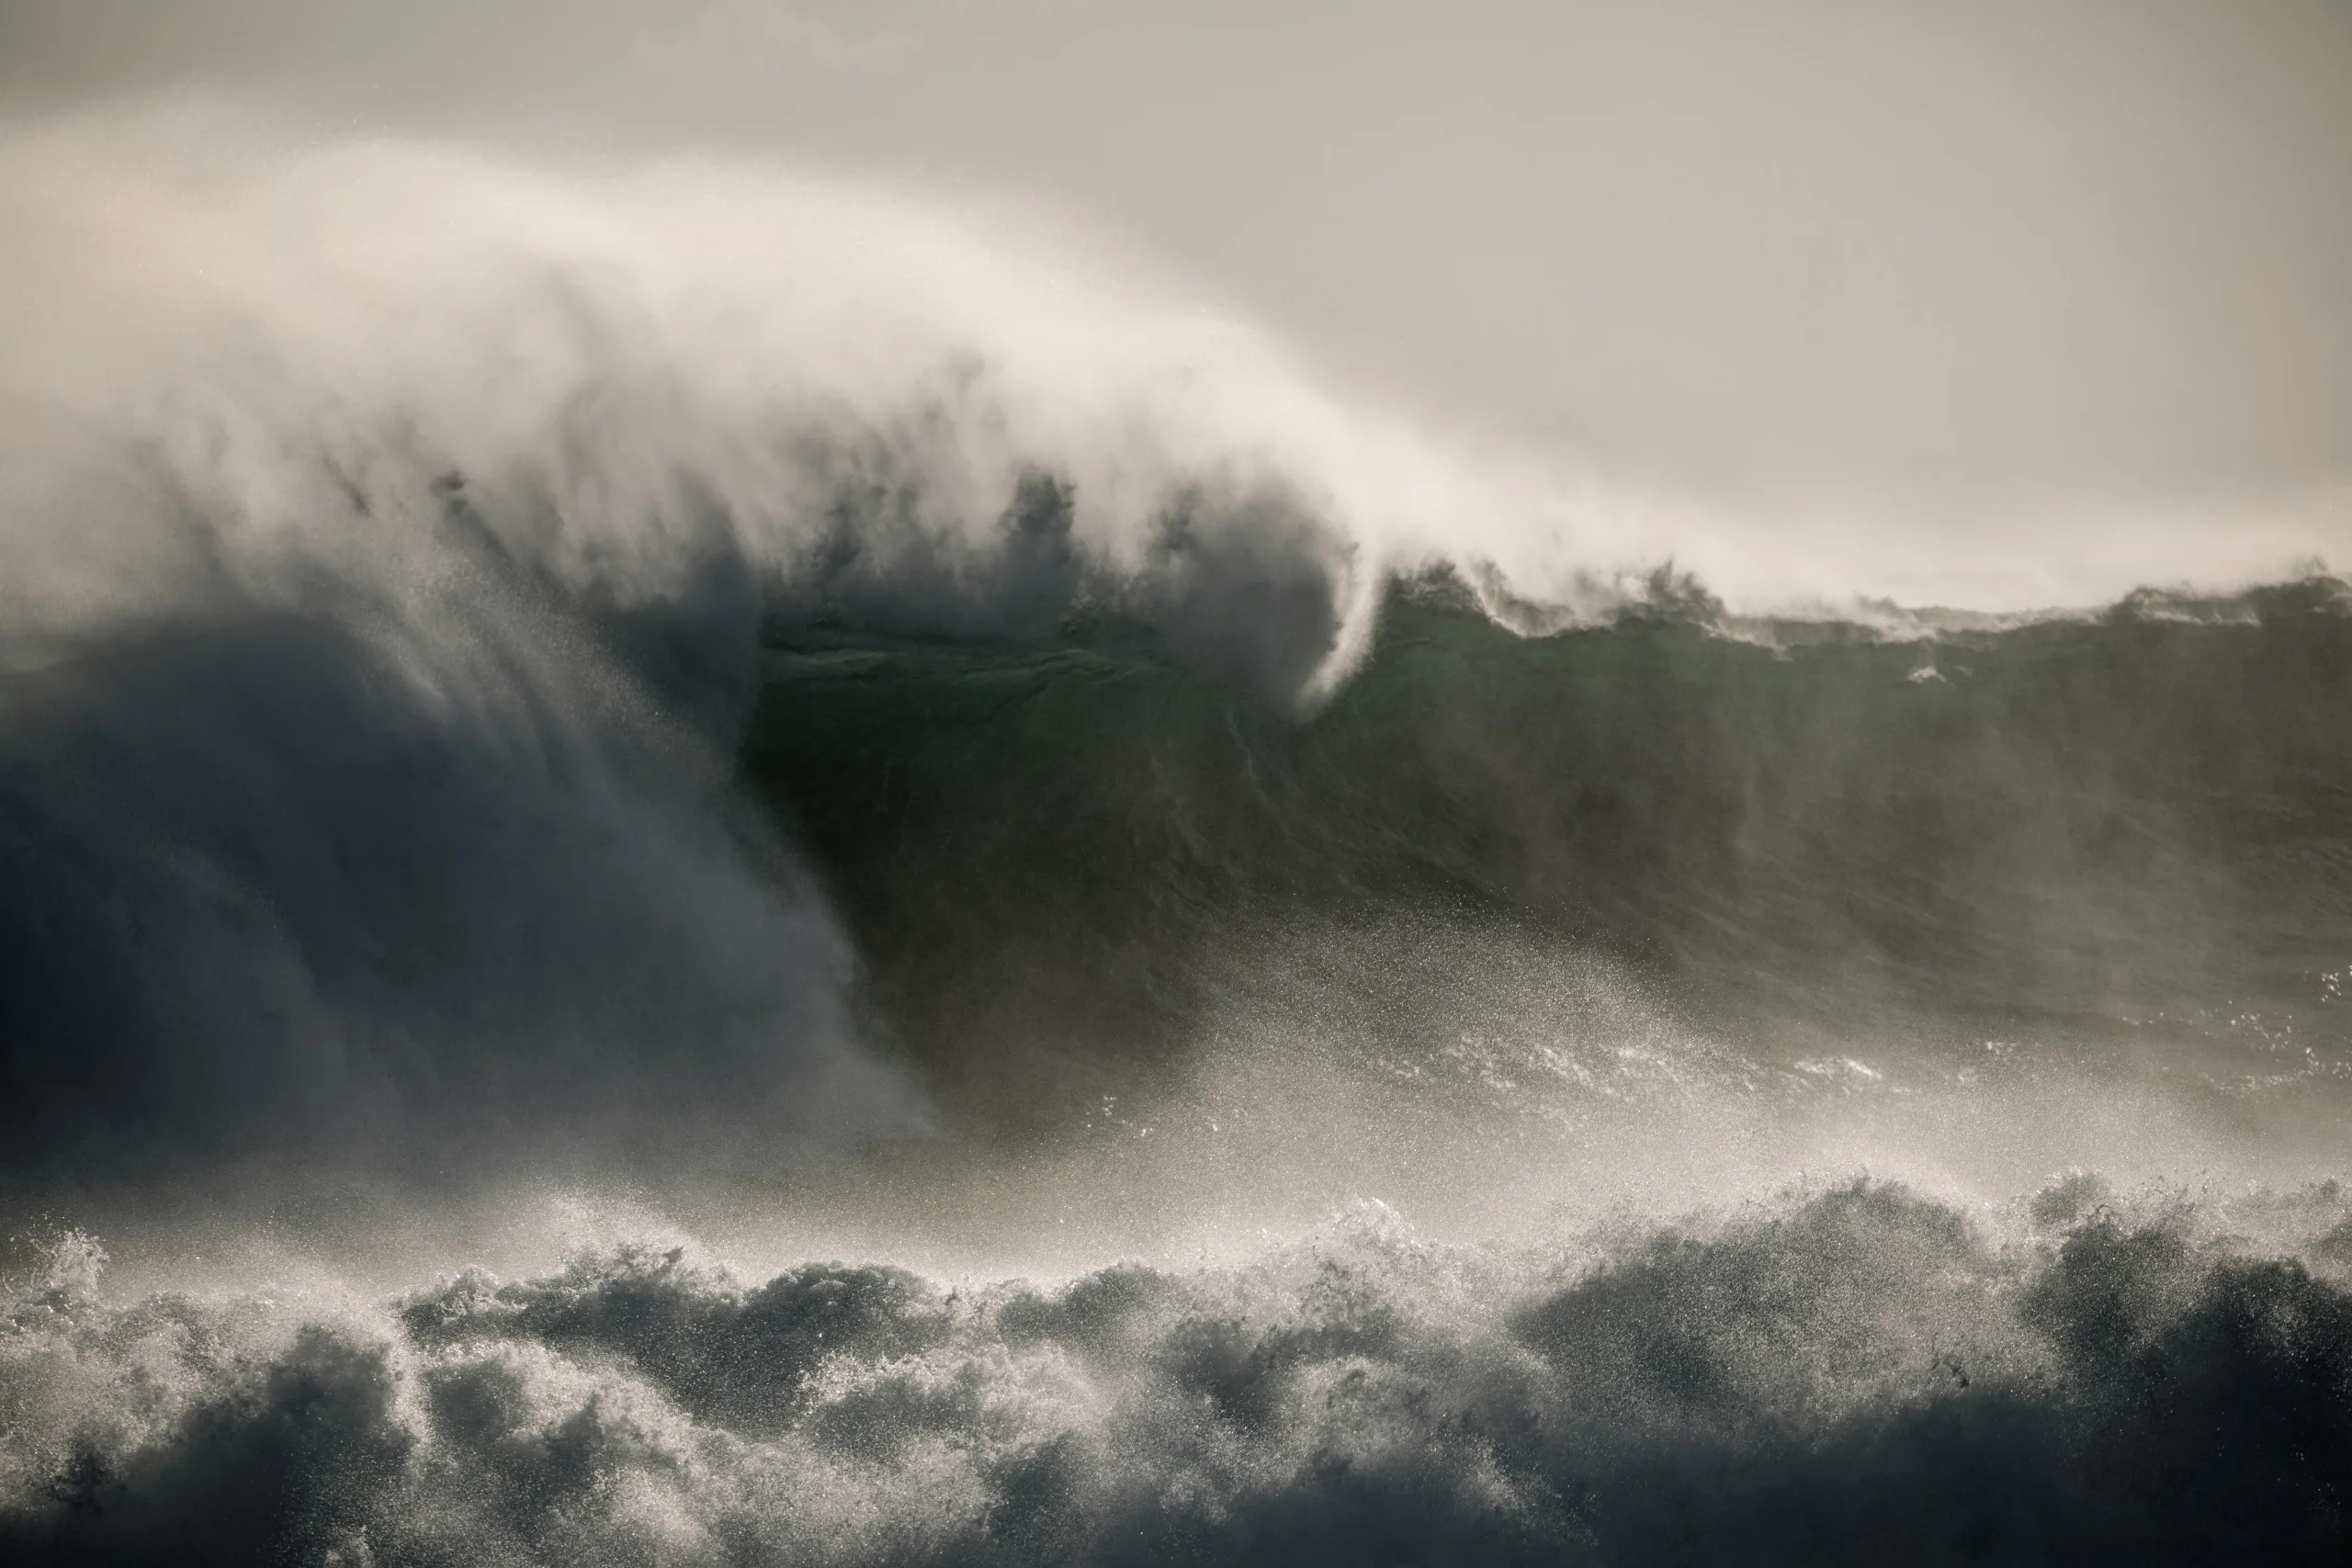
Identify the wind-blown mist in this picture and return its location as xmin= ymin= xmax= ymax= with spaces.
xmin=0 ymin=118 xmax=1402 ymax=1200
xmin=4 ymin=117 xmax=2351 ymax=1565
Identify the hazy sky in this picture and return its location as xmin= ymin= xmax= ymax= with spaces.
xmin=4 ymin=0 xmax=2349 ymax=519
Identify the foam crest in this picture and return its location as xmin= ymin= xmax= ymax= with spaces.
xmin=7 ymin=1181 xmax=2352 ymax=1565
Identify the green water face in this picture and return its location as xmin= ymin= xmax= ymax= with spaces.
xmin=743 ymin=575 xmax=2352 ymax=1139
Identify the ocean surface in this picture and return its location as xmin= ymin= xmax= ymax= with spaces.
xmin=4 ymin=128 xmax=2350 ymax=1565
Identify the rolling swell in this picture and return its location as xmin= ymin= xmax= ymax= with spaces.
xmin=746 ymin=571 xmax=2352 ymax=1134
xmin=6 ymin=1180 xmax=2352 ymax=1566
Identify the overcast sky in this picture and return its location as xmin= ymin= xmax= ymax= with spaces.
xmin=4 ymin=0 xmax=2349 ymax=521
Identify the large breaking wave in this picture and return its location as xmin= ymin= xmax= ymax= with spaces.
xmin=4 ymin=116 xmax=2352 ymax=1562
xmin=0 ymin=118 xmax=1409 ymax=1201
